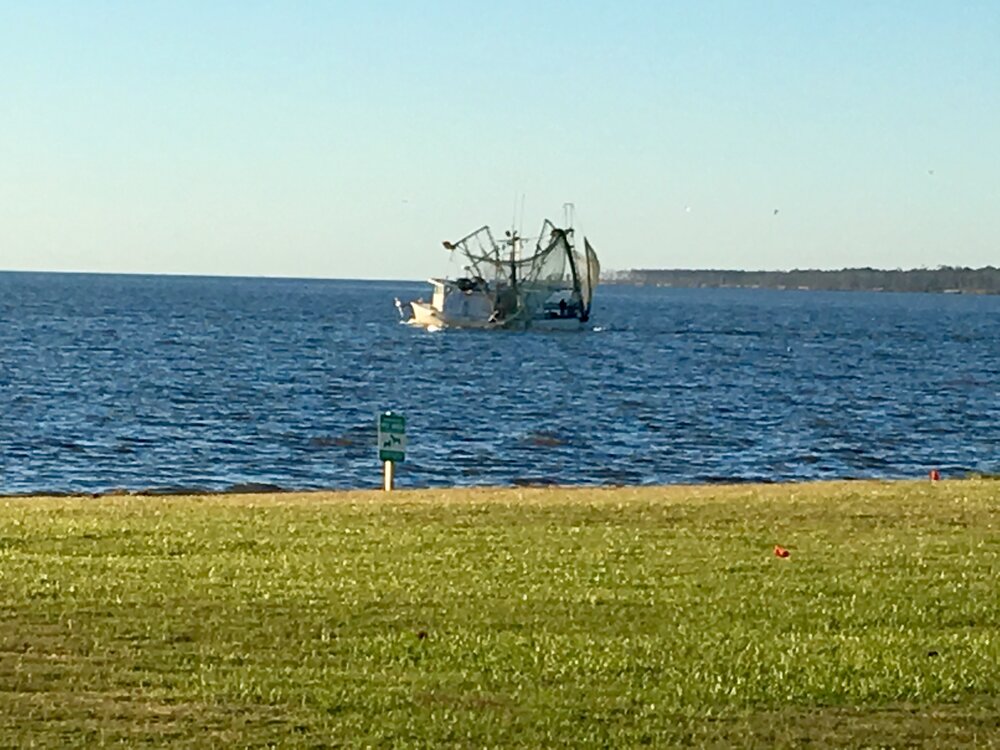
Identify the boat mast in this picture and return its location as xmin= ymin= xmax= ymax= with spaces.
xmin=509 ymin=194 xmax=521 ymax=295
xmin=505 ymin=229 xmax=519 ymax=295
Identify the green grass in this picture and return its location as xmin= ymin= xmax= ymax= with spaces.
xmin=1 ymin=480 xmax=998 ymax=747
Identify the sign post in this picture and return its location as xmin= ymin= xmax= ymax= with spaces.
xmin=377 ymin=412 xmax=406 ymax=491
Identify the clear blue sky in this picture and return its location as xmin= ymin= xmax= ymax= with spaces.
xmin=2 ymin=1 xmax=998 ymax=278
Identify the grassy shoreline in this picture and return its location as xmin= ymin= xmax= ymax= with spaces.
xmin=2 ymin=480 xmax=997 ymax=747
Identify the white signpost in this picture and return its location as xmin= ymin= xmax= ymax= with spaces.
xmin=377 ymin=412 xmax=406 ymax=491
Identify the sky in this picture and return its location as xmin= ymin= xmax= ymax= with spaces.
xmin=1 ymin=0 xmax=998 ymax=278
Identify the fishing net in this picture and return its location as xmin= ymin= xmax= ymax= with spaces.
xmin=441 ymin=218 xmax=600 ymax=325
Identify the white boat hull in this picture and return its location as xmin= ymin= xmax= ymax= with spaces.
xmin=408 ymin=301 xmax=586 ymax=331
xmin=408 ymin=300 xmax=497 ymax=330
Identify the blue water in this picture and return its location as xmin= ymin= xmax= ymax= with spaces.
xmin=1 ymin=272 xmax=998 ymax=494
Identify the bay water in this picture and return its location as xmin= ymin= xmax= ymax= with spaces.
xmin=1 ymin=272 xmax=997 ymax=493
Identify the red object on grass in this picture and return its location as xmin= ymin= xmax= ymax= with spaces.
xmin=773 ymin=545 xmax=790 ymax=558
xmin=929 ymin=469 xmax=941 ymax=481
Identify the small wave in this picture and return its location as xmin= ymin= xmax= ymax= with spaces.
xmin=524 ymin=431 xmax=566 ymax=447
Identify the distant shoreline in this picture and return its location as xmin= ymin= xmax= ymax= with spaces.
xmin=604 ymin=266 xmax=1000 ymax=295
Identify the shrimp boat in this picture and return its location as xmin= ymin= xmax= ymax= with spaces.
xmin=399 ymin=211 xmax=600 ymax=330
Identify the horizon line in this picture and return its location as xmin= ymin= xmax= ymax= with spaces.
xmin=3 ymin=265 xmax=996 ymax=282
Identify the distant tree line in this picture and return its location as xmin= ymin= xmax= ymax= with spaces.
xmin=607 ymin=266 xmax=1000 ymax=294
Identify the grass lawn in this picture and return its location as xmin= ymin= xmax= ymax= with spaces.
xmin=0 ymin=480 xmax=997 ymax=747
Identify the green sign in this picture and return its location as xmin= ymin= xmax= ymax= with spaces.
xmin=378 ymin=412 xmax=406 ymax=462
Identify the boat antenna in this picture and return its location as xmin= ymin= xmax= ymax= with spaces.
xmin=563 ymin=202 xmax=575 ymax=230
